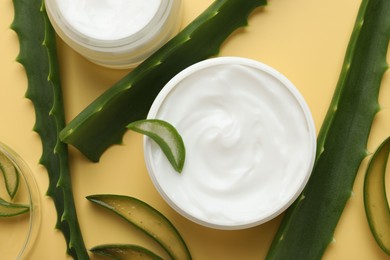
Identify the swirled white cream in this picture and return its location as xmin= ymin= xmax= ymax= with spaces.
xmin=56 ymin=0 xmax=162 ymax=40
xmin=145 ymin=57 xmax=316 ymax=229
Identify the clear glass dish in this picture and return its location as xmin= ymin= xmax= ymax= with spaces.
xmin=0 ymin=143 xmax=41 ymax=259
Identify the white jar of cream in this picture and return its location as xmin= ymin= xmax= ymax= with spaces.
xmin=144 ymin=57 xmax=316 ymax=230
xmin=45 ymin=0 xmax=182 ymax=68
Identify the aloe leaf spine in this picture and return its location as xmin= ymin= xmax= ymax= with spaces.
xmin=60 ymin=0 xmax=268 ymax=162
xmin=11 ymin=0 xmax=88 ymax=258
xmin=267 ymin=0 xmax=390 ymax=259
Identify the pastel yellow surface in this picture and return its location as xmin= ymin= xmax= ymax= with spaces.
xmin=0 ymin=0 xmax=389 ymax=259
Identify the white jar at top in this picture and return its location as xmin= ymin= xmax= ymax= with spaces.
xmin=45 ymin=0 xmax=182 ymax=68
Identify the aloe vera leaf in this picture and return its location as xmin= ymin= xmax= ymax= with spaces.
xmin=90 ymin=244 xmax=164 ymax=260
xmin=364 ymin=137 xmax=390 ymax=255
xmin=127 ymin=119 xmax=185 ymax=173
xmin=87 ymin=194 xmax=191 ymax=260
xmin=0 ymin=197 xmax=29 ymax=217
xmin=11 ymin=0 xmax=88 ymax=258
xmin=267 ymin=0 xmax=390 ymax=259
xmin=0 ymin=150 xmax=19 ymax=199
xmin=59 ymin=0 xmax=268 ymax=162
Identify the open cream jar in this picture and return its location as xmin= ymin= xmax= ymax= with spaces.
xmin=45 ymin=0 xmax=182 ymax=68
xmin=144 ymin=57 xmax=316 ymax=230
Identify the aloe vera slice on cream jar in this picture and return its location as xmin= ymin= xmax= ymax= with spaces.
xmin=45 ymin=0 xmax=182 ymax=68
xmin=144 ymin=57 xmax=317 ymax=230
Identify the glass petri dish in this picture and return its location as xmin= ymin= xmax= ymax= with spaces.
xmin=0 ymin=143 xmax=41 ymax=259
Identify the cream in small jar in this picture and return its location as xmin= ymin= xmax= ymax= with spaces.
xmin=145 ymin=57 xmax=316 ymax=230
xmin=45 ymin=0 xmax=182 ymax=68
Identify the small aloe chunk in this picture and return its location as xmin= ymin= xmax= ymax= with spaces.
xmin=0 ymin=197 xmax=29 ymax=217
xmin=127 ymin=119 xmax=185 ymax=173
xmin=364 ymin=137 xmax=390 ymax=256
xmin=90 ymin=244 xmax=163 ymax=260
xmin=0 ymin=151 xmax=19 ymax=199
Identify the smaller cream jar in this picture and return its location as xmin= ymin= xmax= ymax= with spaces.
xmin=45 ymin=0 xmax=182 ymax=68
xmin=144 ymin=57 xmax=316 ymax=230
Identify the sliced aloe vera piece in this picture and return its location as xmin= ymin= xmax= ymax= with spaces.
xmin=90 ymin=244 xmax=163 ymax=260
xmin=127 ymin=119 xmax=185 ymax=173
xmin=0 ymin=151 xmax=19 ymax=199
xmin=364 ymin=137 xmax=390 ymax=255
xmin=0 ymin=197 xmax=29 ymax=217
xmin=87 ymin=194 xmax=191 ymax=260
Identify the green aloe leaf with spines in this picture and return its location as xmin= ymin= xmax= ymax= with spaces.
xmin=267 ymin=0 xmax=390 ymax=259
xmin=11 ymin=0 xmax=88 ymax=258
xmin=60 ymin=0 xmax=268 ymax=162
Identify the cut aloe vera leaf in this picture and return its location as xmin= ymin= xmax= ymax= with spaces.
xmin=0 ymin=151 xmax=19 ymax=199
xmin=59 ymin=0 xmax=268 ymax=162
xmin=0 ymin=197 xmax=29 ymax=217
xmin=11 ymin=0 xmax=88 ymax=258
xmin=267 ymin=0 xmax=390 ymax=258
xmin=364 ymin=137 xmax=390 ymax=255
xmin=90 ymin=244 xmax=163 ymax=260
xmin=87 ymin=194 xmax=191 ymax=260
xmin=127 ymin=119 xmax=185 ymax=173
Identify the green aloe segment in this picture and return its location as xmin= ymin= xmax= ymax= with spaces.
xmin=87 ymin=194 xmax=191 ymax=260
xmin=60 ymin=0 xmax=268 ymax=162
xmin=364 ymin=137 xmax=390 ymax=255
xmin=267 ymin=0 xmax=390 ymax=259
xmin=0 ymin=197 xmax=29 ymax=217
xmin=0 ymin=151 xmax=19 ymax=199
xmin=90 ymin=244 xmax=163 ymax=260
xmin=11 ymin=0 xmax=88 ymax=258
xmin=127 ymin=119 xmax=185 ymax=173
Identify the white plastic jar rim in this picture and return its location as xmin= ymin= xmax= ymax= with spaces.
xmin=144 ymin=57 xmax=317 ymax=230
xmin=44 ymin=0 xmax=172 ymax=51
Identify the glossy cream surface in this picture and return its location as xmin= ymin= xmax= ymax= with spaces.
xmin=145 ymin=58 xmax=316 ymax=229
xmin=56 ymin=0 xmax=162 ymax=40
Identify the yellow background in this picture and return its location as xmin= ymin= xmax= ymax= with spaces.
xmin=1 ymin=0 xmax=390 ymax=259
